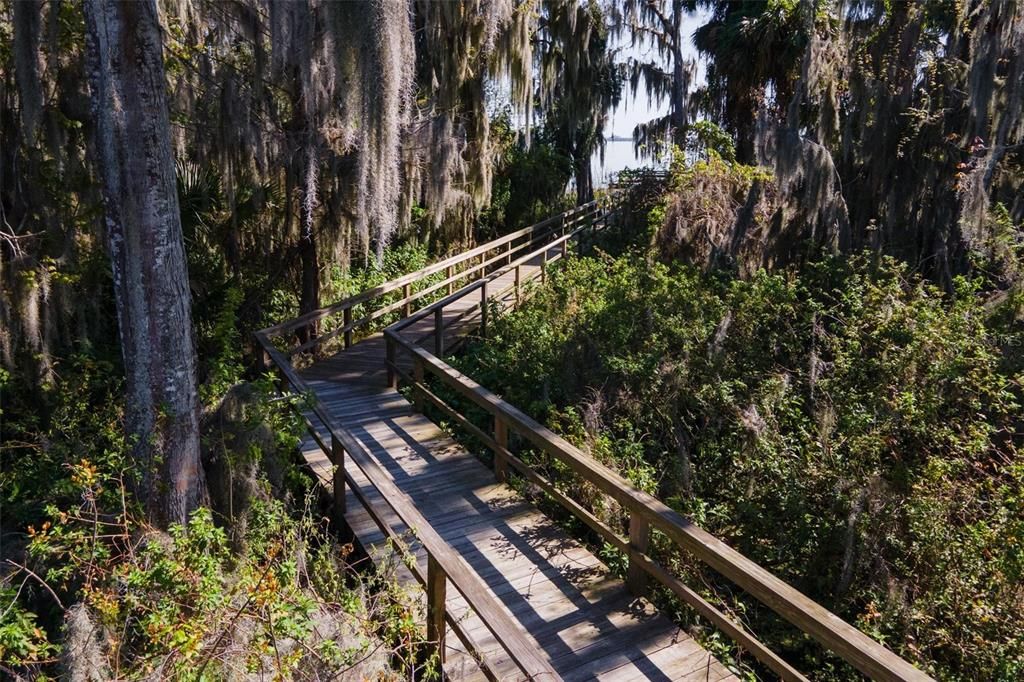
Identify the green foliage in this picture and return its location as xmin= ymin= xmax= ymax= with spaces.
xmin=455 ymin=250 xmax=1024 ymax=680
xmin=314 ymin=241 xmax=446 ymax=350
xmin=0 ymin=349 xmax=408 ymax=679
xmin=1 ymin=353 xmax=130 ymax=527
xmin=0 ymin=586 xmax=57 ymax=668
xmin=683 ymin=120 xmax=737 ymax=162
xmin=325 ymin=242 xmax=434 ymax=301
xmin=479 ymin=110 xmax=574 ymax=236
xmin=21 ymin=477 xmax=406 ymax=679
xmin=197 ymin=285 xmax=245 ymax=404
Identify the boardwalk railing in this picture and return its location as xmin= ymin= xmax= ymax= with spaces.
xmin=253 ymin=196 xmax=626 ymax=680
xmin=252 ymin=333 xmax=558 ymax=679
xmin=259 ymin=197 xmax=618 ymax=360
xmin=379 ymin=229 xmax=934 ymax=680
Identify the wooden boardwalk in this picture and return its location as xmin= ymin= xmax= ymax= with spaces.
xmin=259 ymin=198 xmax=935 ymax=681
xmin=295 ymin=253 xmax=739 ymax=681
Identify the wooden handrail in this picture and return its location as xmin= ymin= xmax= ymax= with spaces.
xmin=384 ymin=337 xmax=934 ymax=681
xmin=256 ymin=174 xmax=932 ymax=680
xmin=249 ymin=181 xmax=645 ymax=680
xmin=391 ymin=209 xmax=602 ymax=335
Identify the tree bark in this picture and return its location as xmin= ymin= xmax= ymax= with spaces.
xmin=84 ymin=0 xmax=208 ymax=527
xmin=669 ymin=0 xmax=687 ymax=137
xmin=297 ymin=223 xmax=320 ymax=346
xmin=574 ymin=151 xmax=594 ymax=205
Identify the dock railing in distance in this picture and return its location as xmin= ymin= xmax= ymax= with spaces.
xmin=380 ymin=200 xmax=936 ymax=682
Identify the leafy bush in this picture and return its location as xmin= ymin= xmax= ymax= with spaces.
xmin=0 ymin=350 xmax=417 ymax=679
xmin=455 ymin=251 xmax=1024 ymax=680
xmin=0 ymin=586 xmax=57 ymax=669
xmin=479 ymin=110 xmax=575 ymax=237
xmin=24 ymin=491 xmax=408 ymax=679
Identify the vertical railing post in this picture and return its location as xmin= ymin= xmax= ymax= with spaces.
xmin=426 ymin=554 xmax=446 ymax=666
xmin=541 ymin=248 xmax=548 ymax=284
xmin=331 ymin=434 xmax=346 ymax=520
xmin=343 ymin=306 xmax=353 ymax=349
xmin=493 ymin=416 xmax=508 ymax=483
xmin=480 ymin=281 xmax=488 ymax=339
xmin=506 ymin=239 xmax=513 ymax=266
xmin=402 ymin=283 xmax=412 ymax=318
xmin=412 ymin=358 xmax=424 ymax=412
xmin=273 ymin=365 xmax=285 ymax=396
xmin=514 ymin=264 xmax=521 ymax=304
xmin=386 ymin=334 xmax=397 ymax=389
xmin=627 ymin=513 xmax=650 ymax=596
xmin=434 ymin=307 xmax=444 ymax=357
xmin=446 ymin=265 xmax=454 ymax=295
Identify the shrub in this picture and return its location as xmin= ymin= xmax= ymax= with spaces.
xmin=455 ymin=250 xmax=1024 ymax=680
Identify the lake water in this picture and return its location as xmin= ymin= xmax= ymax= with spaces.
xmin=590 ymin=139 xmax=666 ymax=188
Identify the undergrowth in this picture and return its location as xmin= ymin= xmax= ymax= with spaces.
xmin=451 ymin=249 xmax=1024 ymax=680
xmin=0 ymin=353 xmax=425 ymax=680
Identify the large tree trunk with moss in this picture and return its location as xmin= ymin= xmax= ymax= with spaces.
xmin=84 ymin=0 xmax=208 ymax=527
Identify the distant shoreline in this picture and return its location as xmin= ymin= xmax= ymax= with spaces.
xmin=605 ymin=135 xmax=633 ymax=142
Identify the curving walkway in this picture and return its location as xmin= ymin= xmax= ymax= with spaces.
xmin=295 ymin=251 xmax=738 ymax=681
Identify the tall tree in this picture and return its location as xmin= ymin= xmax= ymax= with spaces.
xmin=692 ymin=0 xmax=807 ymax=164
xmin=536 ymin=0 xmax=622 ymax=203
xmin=83 ymin=0 xmax=208 ymax=526
xmin=0 ymin=0 xmax=546 ymax=398
xmin=686 ymin=0 xmax=1024 ymax=285
xmin=612 ymin=0 xmax=698 ymax=158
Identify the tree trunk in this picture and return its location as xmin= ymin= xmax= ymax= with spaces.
xmin=84 ymin=0 xmax=208 ymax=527
xmin=574 ymin=152 xmax=594 ymax=205
xmin=669 ymin=0 xmax=687 ymax=138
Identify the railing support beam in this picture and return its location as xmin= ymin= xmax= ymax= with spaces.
xmin=343 ymin=307 xmax=353 ymax=349
xmin=426 ymin=554 xmax=446 ymax=666
xmin=434 ymin=307 xmax=444 ymax=357
xmin=331 ymin=435 xmax=346 ymax=520
xmin=385 ymin=334 xmax=397 ymax=389
xmin=413 ymin=358 xmax=425 ymax=412
xmin=480 ymin=281 xmax=488 ymax=339
xmin=494 ymin=417 xmax=509 ymax=483
xmin=627 ymin=514 xmax=650 ymax=597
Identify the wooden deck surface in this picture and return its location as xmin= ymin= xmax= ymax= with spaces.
xmin=297 ymin=252 xmax=738 ymax=681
